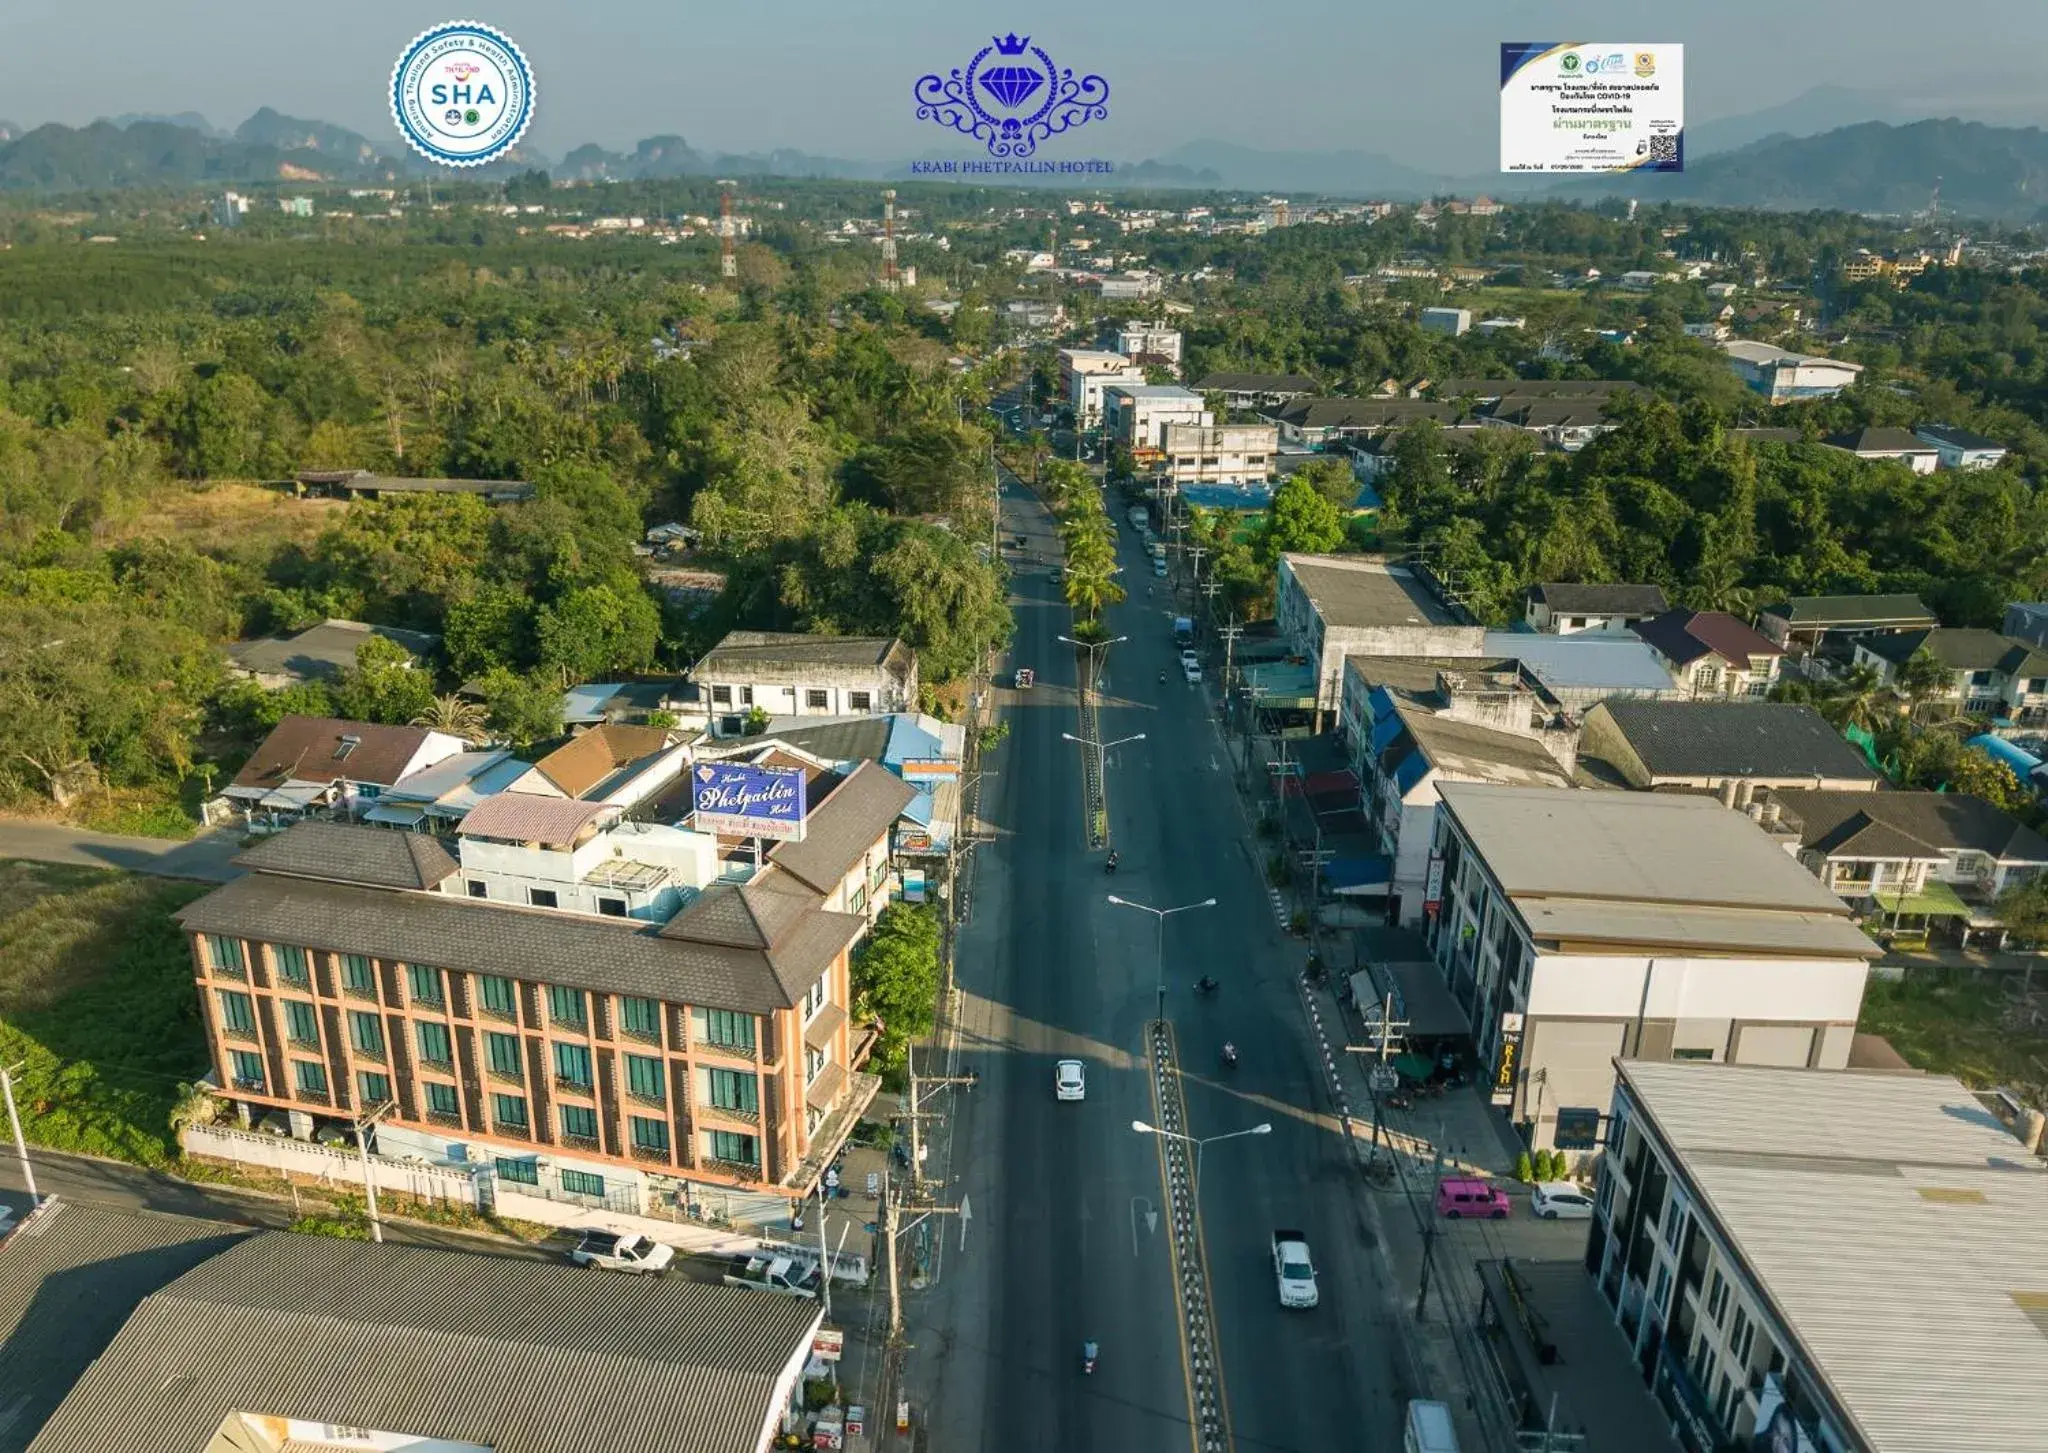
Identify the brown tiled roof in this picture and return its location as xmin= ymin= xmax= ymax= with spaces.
xmin=229 ymin=716 xmax=433 ymax=792
xmin=769 ymin=761 xmax=916 ymax=894
xmin=530 ymin=724 xmax=675 ymax=797
xmin=232 ymin=822 xmax=458 ymax=891
xmin=456 ymin=793 xmax=618 ymax=847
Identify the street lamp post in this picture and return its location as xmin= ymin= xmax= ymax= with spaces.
xmin=1058 ymin=632 xmax=1127 ymax=694
xmin=1131 ymin=1119 xmax=1272 ymax=1200
xmin=1063 ymin=732 xmax=1147 ymax=785
xmin=1107 ymin=894 xmax=1218 ymax=1021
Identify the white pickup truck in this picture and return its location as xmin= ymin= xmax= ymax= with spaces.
xmin=723 ymin=1251 xmax=825 ymax=1299
xmin=1272 ymin=1228 xmax=1319 ymax=1309
xmin=568 ymin=1230 xmax=675 ymax=1275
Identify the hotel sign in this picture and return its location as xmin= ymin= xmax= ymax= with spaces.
xmin=690 ymin=762 xmax=808 ymax=841
xmin=1492 ymin=1011 xmax=1523 ymax=1108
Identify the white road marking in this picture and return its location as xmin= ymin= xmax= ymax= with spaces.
xmin=1130 ymin=1195 xmax=1158 ymax=1257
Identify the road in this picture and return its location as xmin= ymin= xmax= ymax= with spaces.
xmin=915 ymin=457 xmax=1416 ymax=1452
xmin=0 ymin=819 xmax=243 ymax=882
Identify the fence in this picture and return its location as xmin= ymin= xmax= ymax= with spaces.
xmin=185 ymin=1123 xmax=474 ymax=1205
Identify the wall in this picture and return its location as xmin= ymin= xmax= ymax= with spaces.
xmin=186 ymin=1122 xmax=476 ymax=1203
xmin=1526 ymin=954 xmax=1869 ymax=1028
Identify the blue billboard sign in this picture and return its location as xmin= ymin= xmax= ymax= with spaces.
xmin=690 ymin=762 xmax=808 ymax=841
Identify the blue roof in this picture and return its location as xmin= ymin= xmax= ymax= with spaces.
xmin=1324 ymin=855 xmax=1392 ymax=891
xmin=560 ymin=683 xmax=625 ymax=723
xmin=883 ymin=714 xmax=947 ymax=767
xmin=1371 ymin=709 xmax=1408 ymax=755
xmin=1481 ymin=631 xmax=1677 ymax=693
xmin=1368 ymin=684 xmax=1401 ymax=725
xmin=1395 ymin=751 xmax=1432 ymax=795
xmin=900 ymin=785 xmax=938 ymax=827
xmin=1181 ymin=483 xmax=1274 ymax=512
xmin=1969 ymin=733 xmax=2043 ymax=781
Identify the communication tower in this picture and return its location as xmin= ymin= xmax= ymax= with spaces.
xmin=882 ymin=189 xmax=899 ymax=291
xmin=717 ymin=179 xmax=738 ymax=281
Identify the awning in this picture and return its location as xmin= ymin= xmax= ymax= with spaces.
xmin=806 ymin=1062 xmax=850 ymax=1113
xmin=1326 ymin=855 xmax=1393 ymax=896
xmin=805 ymin=1002 xmax=848 ymax=1051
xmin=1872 ymin=879 xmax=1971 ymax=919
xmin=256 ymin=782 xmax=327 ymax=811
xmin=1394 ymin=1053 xmax=1437 ymax=1084
xmin=362 ymin=801 xmax=428 ymax=827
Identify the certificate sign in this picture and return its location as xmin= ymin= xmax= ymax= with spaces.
xmin=1500 ymin=43 xmax=1683 ymax=173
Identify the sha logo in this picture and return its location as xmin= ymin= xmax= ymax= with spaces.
xmin=914 ymin=33 xmax=1109 ymax=159
xmin=391 ymin=21 xmax=535 ymax=167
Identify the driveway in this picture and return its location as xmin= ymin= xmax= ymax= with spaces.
xmin=0 ymin=819 xmax=244 ymax=882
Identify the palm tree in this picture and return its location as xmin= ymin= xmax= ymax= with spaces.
xmin=1821 ymin=663 xmax=1895 ymax=732
xmin=411 ymin=693 xmax=490 ymax=743
xmin=169 ymin=1081 xmax=222 ymax=1135
xmin=1894 ymin=648 xmax=1956 ymax=720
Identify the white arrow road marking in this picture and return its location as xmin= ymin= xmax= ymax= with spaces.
xmin=1130 ymin=1195 xmax=1158 ymax=1257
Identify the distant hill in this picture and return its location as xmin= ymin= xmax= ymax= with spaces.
xmin=234 ymin=107 xmax=382 ymax=166
xmin=1689 ymin=84 xmax=2048 ymax=158
xmin=0 ymin=117 xmax=404 ymax=191
xmin=104 ymin=111 xmax=224 ymax=138
xmin=1559 ymin=118 xmax=2048 ymax=220
xmin=1150 ymin=139 xmax=1448 ymax=196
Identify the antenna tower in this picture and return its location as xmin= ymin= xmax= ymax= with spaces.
xmin=717 ymin=179 xmax=738 ymax=281
xmin=1929 ymin=175 xmax=1942 ymax=221
xmin=882 ymin=189 xmax=899 ymax=291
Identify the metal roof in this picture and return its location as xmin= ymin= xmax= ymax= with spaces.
xmin=1284 ymin=555 xmax=1463 ymax=631
xmin=225 ymin=619 xmax=441 ymax=684
xmin=457 ymin=793 xmax=619 ymax=847
xmin=692 ymin=631 xmax=913 ymax=682
xmin=1756 ymin=594 xmax=1936 ymax=629
xmin=1528 ymin=582 xmax=1670 ymax=617
xmin=1619 ymin=1060 xmax=2048 ymax=1453
xmin=1478 ymin=632 xmax=1680 ymax=693
xmin=26 ymin=1228 xmax=820 ymax=1453
xmin=1590 ymin=700 xmax=1879 ymax=782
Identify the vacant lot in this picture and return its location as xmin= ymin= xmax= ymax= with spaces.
xmin=0 ymin=859 xmax=212 ymax=1165
xmin=111 ymin=480 xmax=348 ymax=556
xmin=1859 ymin=973 xmax=2048 ymax=1102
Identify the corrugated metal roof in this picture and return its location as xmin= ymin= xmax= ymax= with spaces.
xmin=1620 ymin=1061 xmax=2048 ymax=1453
xmin=26 ymin=1230 xmax=820 ymax=1453
xmin=457 ymin=793 xmax=619 ymax=847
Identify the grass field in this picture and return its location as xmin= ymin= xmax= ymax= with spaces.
xmin=1858 ymin=973 xmax=2048 ymax=1100
xmin=0 ymin=860 xmax=212 ymax=1166
xmin=109 ymin=480 xmax=348 ymax=556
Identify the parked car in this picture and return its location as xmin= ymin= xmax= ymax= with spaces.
xmin=1182 ymin=660 xmax=1203 ymax=683
xmin=723 ymin=1251 xmax=824 ymax=1299
xmin=568 ymin=1230 xmax=675 ymax=1275
xmin=1531 ymin=1182 xmax=1595 ymax=1220
xmin=1434 ymin=1177 xmax=1511 ymax=1220
xmin=1055 ymin=1058 xmax=1087 ymax=1101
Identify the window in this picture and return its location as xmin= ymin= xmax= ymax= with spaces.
xmin=495 ymin=1156 xmax=539 ymax=1185
xmin=559 ymin=1104 xmax=599 ymax=1142
xmin=1970 ymin=669 xmax=1994 ymax=687
xmin=1714 ymin=1371 xmax=1737 ymax=1428
xmin=467 ymin=879 xmax=488 ymax=899
xmin=626 ymin=1053 xmax=665 ymax=1103
xmin=804 ymin=977 xmax=828 ymax=1021
xmin=358 ymin=1070 xmax=390 ymax=1105
xmin=284 ymin=1000 xmax=319 ymax=1046
xmin=848 ymin=690 xmax=872 ymax=711
xmin=709 ymin=1130 xmax=760 ymax=1166
xmin=528 ymin=888 xmax=559 ymax=909
xmin=561 ymin=1168 xmax=605 ymax=1197
xmin=415 ymin=1021 xmax=452 ymax=1067
xmin=479 ymin=975 xmax=516 ymax=1019
xmin=349 ymin=1011 xmax=384 ymax=1056
xmin=739 ymin=686 xmax=754 ymax=706
xmin=708 ymin=1067 xmax=759 ymax=1113
xmin=209 ymin=935 xmax=245 ymax=977
xmin=848 ymin=884 xmax=868 ymax=916
xmin=1731 ymin=1307 xmax=1756 ymax=1368
xmin=406 ymin=965 xmax=443 ymax=1006
xmin=1651 ymin=1262 xmax=1673 ymax=1315
xmin=424 ymin=1081 xmax=461 ymax=1119
xmin=342 ymin=954 xmax=375 ymax=994
xmin=1672 ymin=1047 xmax=1714 ymax=1061
xmin=597 ymin=896 xmax=627 ymax=917
xmin=547 ymin=985 xmax=586 ymax=1028
xmin=1706 ymin=1269 xmax=1730 ymax=1326
xmin=711 ymin=684 xmax=732 ymax=705
xmin=806 ymin=1045 xmax=826 ymax=1084
xmin=217 ymin=990 xmax=256 ymax=1035
xmin=620 ymin=996 xmax=661 ymax=1040
xmin=805 ymin=688 xmax=829 ymax=709
xmin=700 ymin=1008 xmax=755 ymax=1054
xmin=493 ymin=1093 xmax=529 ymax=1130
xmin=553 ymin=1042 xmax=592 ymax=1089
xmin=631 ymin=1116 xmax=670 ymax=1153
xmin=230 ymin=1050 xmax=266 ymax=1091
xmin=1565 ymin=616 xmax=1585 ymax=629
xmin=274 ymin=944 xmax=309 ymax=985
xmin=486 ymin=1031 xmax=523 ymax=1079
xmin=294 ymin=1061 xmax=328 ymax=1097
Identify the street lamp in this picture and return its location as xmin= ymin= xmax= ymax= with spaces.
xmin=1058 ymin=632 xmax=1127 ymax=690
xmin=1131 ymin=1118 xmax=1272 ymax=1199
xmin=1063 ymin=731 xmax=1146 ymax=781
xmin=1107 ymin=893 xmax=1218 ymax=1021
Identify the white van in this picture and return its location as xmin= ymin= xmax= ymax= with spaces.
xmin=1404 ymin=1400 xmax=1459 ymax=1453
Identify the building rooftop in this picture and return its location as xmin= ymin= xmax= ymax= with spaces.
xmin=1528 ymin=583 xmax=1670 ymax=617
xmin=379 ymin=749 xmax=516 ymax=805
xmin=1757 ymin=594 xmax=1937 ymax=629
xmin=1271 ymin=397 xmax=1463 ymax=430
xmin=1618 ymin=1059 xmax=2048 ymax=1453
xmin=1194 ymin=371 xmax=1319 ymax=393
xmin=1770 ymin=789 xmax=2048 ymax=863
xmin=1630 ymin=609 xmax=1784 ymax=669
xmin=526 ymin=724 xmax=678 ymax=798
xmin=1860 ymin=627 xmax=2048 ymax=677
xmin=1388 ymin=705 xmax=1572 ymax=791
xmin=224 ymin=619 xmax=441 ymax=684
xmin=456 ymin=792 xmax=619 ymax=848
xmin=1478 ymin=631 xmax=1680 ymax=694
xmin=1722 ymin=340 xmax=1865 ymax=373
xmin=227 ymin=716 xmax=441 ymax=794
xmin=23 ymin=1220 xmax=820 ymax=1453
xmin=1283 ymin=555 xmax=1461 ymax=630
xmin=293 ymin=469 xmax=534 ymax=500
xmin=231 ymin=821 xmax=459 ymax=891
xmin=1914 ymin=423 xmax=2006 ymax=452
xmin=1825 ymin=427 xmax=1937 ymax=455
xmin=768 ymin=760 xmax=918 ymax=895
xmin=1104 ymin=383 xmax=1203 ymax=400
xmin=692 ymin=631 xmax=914 ymax=684
xmin=1591 ymin=700 xmax=1878 ymax=783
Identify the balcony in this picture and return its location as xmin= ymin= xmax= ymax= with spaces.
xmin=701 ymin=1156 xmax=765 ymax=1181
xmin=418 ymin=1056 xmax=455 ymax=1075
xmin=559 ymin=1132 xmax=601 ymax=1153
xmin=487 ymin=1067 xmax=524 ymax=1087
xmin=493 ymin=1119 xmax=531 ymax=1140
xmin=630 ymin=1141 xmax=674 ymax=1165
xmin=295 ymin=1085 xmax=331 ymax=1107
xmin=424 ymin=1109 xmax=464 ymax=1129
xmin=231 ymin=1077 xmax=267 ymax=1095
xmin=627 ymin=1091 xmax=668 ymax=1111
xmin=554 ymin=1075 xmax=594 ymax=1095
xmin=694 ymin=1037 xmax=758 ymax=1063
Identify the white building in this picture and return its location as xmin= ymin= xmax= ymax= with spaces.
xmin=1276 ymin=554 xmax=1483 ymax=718
xmin=1590 ymin=1060 xmax=2048 ymax=1453
xmin=1096 ymin=271 xmax=1162 ymax=300
xmin=1721 ymin=340 xmax=1864 ymax=403
xmin=1424 ymin=785 xmax=1879 ymax=1151
xmin=1103 ymin=383 xmax=1209 ymax=449
xmin=454 ymin=794 xmax=721 ymax=922
xmin=1060 ymin=348 xmax=1148 ymax=428
xmin=1912 ymin=423 xmax=2009 ymax=470
xmin=689 ymin=632 xmax=918 ymax=723
xmin=1161 ymin=422 xmax=1277 ymax=489
xmin=1114 ymin=321 xmax=1183 ymax=367
xmin=1524 ymin=583 xmax=1670 ymax=636
xmin=1475 ymin=316 xmax=1524 ymax=335
xmin=1419 ymin=306 xmax=1472 ymax=336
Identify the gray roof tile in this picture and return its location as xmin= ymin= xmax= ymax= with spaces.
xmin=769 ymin=761 xmax=917 ymax=895
xmin=231 ymin=822 xmax=459 ymax=891
xmin=1530 ymin=582 xmax=1670 ymax=616
xmin=1770 ymin=789 xmax=2048 ymax=862
xmin=1593 ymin=701 xmax=1879 ymax=782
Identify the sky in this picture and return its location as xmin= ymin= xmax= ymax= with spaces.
xmin=7 ymin=0 xmax=2048 ymax=173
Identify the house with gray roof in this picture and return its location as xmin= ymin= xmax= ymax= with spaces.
xmin=1578 ymin=700 xmax=1881 ymax=792
xmin=224 ymin=618 xmax=441 ymax=690
xmin=691 ymin=632 xmax=918 ymax=726
xmin=1524 ymin=583 xmax=1671 ymax=636
xmin=1854 ymin=628 xmax=2048 ymax=722
xmin=1912 ymin=422 xmax=2009 ymax=470
xmin=1755 ymin=593 xmax=1938 ymax=659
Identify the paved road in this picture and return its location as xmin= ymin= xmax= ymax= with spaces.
xmin=0 ymin=819 xmax=243 ymax=882
xmin=914 ymin=470 xmax=1414 ymax=1453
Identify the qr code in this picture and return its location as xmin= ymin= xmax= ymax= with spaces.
xmin=1648 ymin=135 xmax=1679 ymax=164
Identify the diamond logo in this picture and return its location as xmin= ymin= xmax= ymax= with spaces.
xmin=914 ymin=33 xmax=1109 ymax=159
xmin=979 ymin=65 xmax=1045 ymax=109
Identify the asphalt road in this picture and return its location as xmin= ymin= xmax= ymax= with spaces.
xmin=916 ymin=466 xmax=1415 ymax=1452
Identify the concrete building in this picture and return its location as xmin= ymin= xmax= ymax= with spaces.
xmin=1822 ymin=427 xmax=1940 ymax=474
xmin=1266 ymin=397 xmax=1463 ymax=450
xmin=501 ymin=722 xmax=688 ymax=811
xmin=1419 ymin=306 xmax=1473 ymax=336
xmin=1589 ymin=1060 xmax=2048 ymax=1453
xmin=1854 ymin=628 xmax=2048 ymax=721
xmin=225 ymin=619 xmax=442 ymax=690
xmin=1476 ymin=631 xmax=1685 ymax=711
xmin=1423 ymin=785 xmax=1878 ymax=1151
xmin=1059 ymin=348 xmax=1149 ymax=427
xmin=690 ymin=632 xmax=918 ymax=725
xmin=1578 ymin=701 xmax=1882 ymax=792
xmin=1193 ymin=371 xmax=1318 ymax=409
xmin=175 ymin=761 xmax=914 ymax=1220
xmin=1114 ymin=320 xmax=1183 ymax=367
xmin=1276 ymin=554 xmax=1484 ymax=718
xmin=1103 ymin=383 xmax=1210 ymax=449
xmin=1524 ymin=583 xmax=1670 ymax=636
xmin=1754 ymin=594 xmax=1939 ymax=659
xmin=1161 ymin=422 xmax=1278 ymax=488
xmin=1631 ymin=610 xmax=1784 ymax=698
xmin=224 ymin=716 xmax=473 ymax=828
xmin=1720 ymin=341 xmax=1864 ymax=403
xmin=1912 ymin=422 xmax=2009 ymax=470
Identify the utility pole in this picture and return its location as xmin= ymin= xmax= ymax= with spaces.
xmin=1 ymin=1063 xmax=39 ymax=1207
xmin=1219 ymin=616 xmax=1242 ymax=693
xmin=352 ymin=1099 xmax=397 ymax=1243
xmin=1347 ymin=994 xmax=1411 ymax=1167
xmin=902 ymin=1044 xmax=977 ymax=1195
xmin=1415 ymin=1142 xmax=1446 ymax=1320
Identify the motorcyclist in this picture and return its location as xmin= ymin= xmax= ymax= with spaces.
xmin=1105 ymin=849 xmax=1120 ymax=874
xmin=1195 ymin=975 xmax=1219 ymax=994
xmin=1221 ymin=1041 xmax=1238 ymax=1066
xmin=1081 ymin=1340 xmax=1099 ymax=1373
xmin=1159 ymin=668 xmax=1168 ymax=684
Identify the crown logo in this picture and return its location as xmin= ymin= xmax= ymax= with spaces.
xmin=992 ymin=33 xmax=1030 ymax=55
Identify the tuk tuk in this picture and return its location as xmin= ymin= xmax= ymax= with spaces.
xmin=1014 ymin=667 xmax=1034 ymax=689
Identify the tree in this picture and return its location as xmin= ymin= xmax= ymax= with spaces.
xmin=1949 ymin=747 xmax=2027 ymax=813
xmin=1818 ymin=662 xmax=1896 ymax=732
xmin=535 ymin=584 xmax=662 ymax=682
xmin=1894 ymin=649 xmax=1954 ymax=713
xmin=475 ymin=667 xmax=565 ymax=748
xmin=332 ymin=636 xmax=437 ymax=725
xmin=851 ymin=903 xmax=942 ymax=1071
xmin=443 ymin=583 xmax=537 ymax=678
xmin=1260 ymin=473 xmax=1347 ymax=558
xmin=1993 ymin=874 xmax=2048 ymax=946
xmin=411 ymin=694 xmax=490 ymax=742
xmin=1294 ymin=455 xmax=1361 ymax=512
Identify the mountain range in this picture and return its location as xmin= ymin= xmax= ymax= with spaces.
xmin=0 ymin=105 xmax=2043 ymax=219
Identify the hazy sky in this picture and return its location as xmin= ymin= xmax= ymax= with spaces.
xmin=7 ymin=0 xmax=2048 ymax=171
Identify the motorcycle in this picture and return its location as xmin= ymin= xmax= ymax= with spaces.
xmin=1159 ymin=669 xmax=1168 ymax=684
xmin=1383 ymin=1089 xmax=1415 ymax=1112
xmin=1105 ymin=851 xmax=1120 ymax=875
xmin=1081 ymin=1340 xmax=1099 ymax=1375
xmin=1194 ymin=976 xmax=1219 ymax=996
xmin=1220 ymin=1042 xmax=1238 ymax=1069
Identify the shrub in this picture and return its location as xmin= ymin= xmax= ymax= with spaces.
xmin=1515 ymin=1150 xmax=1534 ymax=1184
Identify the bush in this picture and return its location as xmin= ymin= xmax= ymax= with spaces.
xmin=803 ymin=1377 xmax=841 ymax=1409
xmin=1515 ymin=1151 xmax=1535 ymax=1184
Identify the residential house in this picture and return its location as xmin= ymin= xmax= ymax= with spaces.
xmin=360 ymin=748 xmax=530 ymax=831
xmin=1095 ymin=271 xmax=1162 ymax=301
xmin=1821 ymin=427 xmax=1939 ymax=474
xmin=1419 ymin=307 xmax=1472 ymax=336
xmin=1277 ymin=554 xmax=1484 ymax=719
xmin=1754 ymin=594 xmax=1939 ymax=660
xmin=2003 ymin=603 xmax=2048 ymax=650
xmin=225 ymin=716 xmax=472 ymax=827
xmin=1589 ymin=1061 xmax=2048 ymax=1453
xmin=1475 ymin=316 xmax=1524 ymax=335
xmin=1114 ymin=320 xmax=1183 ymax=367
xmin=288 ymin=470 xmax=535 ymax=503
xmin=690 ymin=632 xmax=918 ymax=727
xmin=1854 ymin=628 xmax=2048 ymax=721
xmin=1193 ymin=371 xmax=1319 ymax=410
xmin=1913 ymin=423 xmax=2009 ymax=471
xmin=1423 ymin=785 xmax=1878 ymax=1151
xmin=1001 ymin=299 xmax=1066 ymax=332
xmin=1059 ymin=348 xmax=1147 ymax=428
xmin=1524 ymin=583 xmax=1671 ymax=636
xmin=1160 ymin=422 xmax=1278 ymax=488
xmin=1720 ymin=341 xmax=1863 ymax=403
xmin=225 ymin=619 xmax=441 ymax=690
xmin=1631 ymin=610 xmax=1784 ymax=698
xmin=1577 ymin=701 xmax=1881 ymax=792
xmin=559 ymin=680 xmax=680 ymax=726
xmin=1267 ymin=397 xmax=1463 ymax=450
xmin=1103 ymin=383 xmax=1210 ymax=449
xmin=177 ymin=762 xmax=912 ymax=1219
xmin=1479 ymin=398 xmax=1624 ymax=452
xmin=1767 ymin=787 xmax=2048 ymax=949
xmin=502 ymin=723 xmax=688 ymax=811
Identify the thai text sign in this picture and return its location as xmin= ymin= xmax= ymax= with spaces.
xmin=691 ymin=762 xmax=808 ymax=841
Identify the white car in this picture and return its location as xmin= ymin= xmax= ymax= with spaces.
xmin=1182 ymin=660 xmax=1203 ymax=683
xmin=1271 ymin=1229 xmax=1319 ymax=1309
xmin=1531 ymin=1182 xmax=1595 ymax=1220
xmin=569 ymin=1230 xmax=676 ymax=1275
xmin=1055 ymin=1059 xmax=1087 ymax=1101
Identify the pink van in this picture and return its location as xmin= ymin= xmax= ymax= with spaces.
xmin=1435 ymin=1177 xmax=1511 ymax=1219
